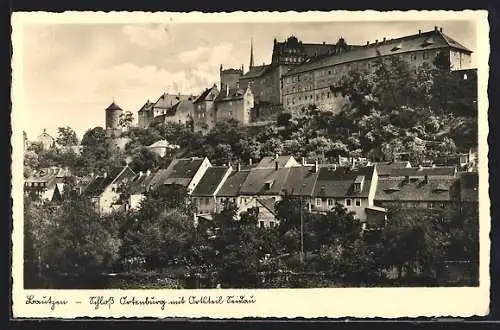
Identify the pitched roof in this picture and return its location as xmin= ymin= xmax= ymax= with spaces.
xmin=387 ymin=167 xmax=457 ymax=177
xmin=285 ymin=29 xmax=473 ymax=76
xmin=147 ymin=139 xmax=177 ymax=149
xmin=138 ymin=100 xmax=153 ymax=113
xmin=194 ymin=86 xmax=218 ymax=103
xmin=214 ymin=87 xmax=247 ymax=102
xmin=240 ymin=167 xmax=292 ymax=195
xmin=240 ymin=65 xmax=271 ymax=80
xmin=111 ymin=166 xmax=136 ymax=185
xmin=150 ymin=157 xmax=207 ymax=187
xmin=256 ymin=155 xmax=298 ymax=169
xmin=165 ymin=99 xmax=194 ymax=116
xmin=127 ymin=171 xmax=156 ymax=195
xmin=217 ymin=170 xmax=250 ymax=197
xmin=372 ymin=161 xmax=412 ymax=176
xmin=313 ymin=166 xmax=375 ymax=198
xmin=375 ymin=177 xmax=459 ymax=202
xmin=192 ymin=167 xmax=230 ymax=197
xmin=283 ymin=166 xmax=319 ymax=196
xmin=105 ymin=101 xmax=123 ymax=111
xmin=84 ymin=175 xmax=116 ymax=197
xmin=459 ymin=172 xmax=478 ymax=203
xmin=153 ymin=93 xmax=191 ymax=109
xmin=257 ymin=198 xmax=276 ymax=214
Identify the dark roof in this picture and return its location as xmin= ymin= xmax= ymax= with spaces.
xmin=459 ymin=172 xmax=478 ymax=202
xmin=217 ymin=170 xmax=250 ymax=197
xmin=84 ymin=176 xmax=114 ymax=197
xmin=105 ymin=102 xmax=123 ymax=111
xmin=240 ymin=65 xmax=271 ymax=80
xmin=255 ymin=155 xmax=298 ymax=169
xmin=153 ymin=93 xmax=192 ymax=109
xmin=257 ymin=198 xmax=276 ymax=214
xmin=285 ymin=29 xmax=473 ymax=76
xmin=240 ymin=167 xmax=292 ymax=195
xmin=372 ymin=161 xmax=411 ymax=176
xmin=388 ymin=167 xmax=457 ymax=177
xmin=111 ymin=166 xmax=136 ymax=185
xmin=154 ymin=157 xmax=207 ymax=186
xmin=375 ymin=177 xmax=459 ymax=202
xmin=138 ymin=100 xmax=153 ymax=113
xmin=165 ymin=99 xmax=194 ymax=116
xmin=127 ymin=172 xmax=156 ymax=195
xmin=313 ymin=166 xmax=375 ymax=198
xmin=283 ymin=166 xmax=319 ymax=196
xmin=214 ymin=87 xmax=246 ymax=103
xmin=194 ymin=86 xmax=218 ymax=103
xmin=192 ymin=167 xmax=230 ymax=197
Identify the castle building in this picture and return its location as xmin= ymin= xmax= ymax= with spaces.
xmin=105 ymin=100 xmax=123 ymax=138
xmin=193 ymin=84 xmax=219 ymax=134
xmin=281 ymin=27 xmax=473 ymax=115
xmin=214 ymin=83 xmax=254 ymax=125
xmin=237 ymin=36 xmax=356 ymax=119
xmin=137 ymin=93 xmax=194 ymax=129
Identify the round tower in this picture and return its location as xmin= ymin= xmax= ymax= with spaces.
xmin=105 ymin=100 xmax=123 ymax=138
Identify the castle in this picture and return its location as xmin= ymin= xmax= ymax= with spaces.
xmin=130 ymin=26 xmax=473 ymax=133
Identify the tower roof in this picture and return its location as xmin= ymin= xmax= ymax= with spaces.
xmin=105 ymin=101 xmax=123 ymax=111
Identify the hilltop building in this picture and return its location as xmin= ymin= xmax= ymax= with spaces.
xmin=105 ymin=100 xmax=124 ymax=138
xmin=138 ymin=93 xmax=195 ymax=129
xmin=36 ymin=129 xmax=55 ymax=150
xmin=281 ymin=27 xmax=473 ymax=115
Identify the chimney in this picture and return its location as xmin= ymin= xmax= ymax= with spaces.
xmin=103 ymin=172 xmax=108 ymax=178
xmin=440 ymin=27 xmax=443 ymax=33
xmin=366 ymin=41 xmax=369 ymax=45
xmin=322 ymin=41 xmax=325 ymax=44
xmin=418 ymin=29 xmax=421 ymax=35
xmin=146 ymin=169 xmax=151 ymax=176
xmin=237 ymin=163 xmax=241 ymax=172
xmin=375 ymin=39 xmax=378 ymax=44
xmin=434 ymin=26 xmax=438 ymax=31
xmin=383 ymin=37 xmax=386 ymax=43
xmin=302 ymin=157 xmax=306 ymax=166
xmin=314 ymin=160 xmax=319 ymax=173
xmin=249 ymin=158 xmax=253 ymax=166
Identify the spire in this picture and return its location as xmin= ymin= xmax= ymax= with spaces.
xmin=249 ymin=38 xmax=254 ymax=69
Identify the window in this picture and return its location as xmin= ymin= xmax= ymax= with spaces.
xmin=327 ymin=199 xmax=334 ymax=206
xmin=412 ymin=54 xmax=417 ymax=61
xmin=423 ymin=52 xmax=428 ymax=59
xmin=204 ymin=198 xmax=210 ymax=205
xmin=345 ymin=199 xmax=352 ymax=207
xmin=259 ymin=221 xmax=265 ymax=228
xmin=269 ymin=221 xmax=275 ymax=228
xmin=355 ymin=199 xmax=361 ymax=207
xmin=315 ymin=198 xmax=322 ymax=207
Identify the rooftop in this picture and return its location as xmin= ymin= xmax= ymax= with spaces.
xmin=375 ymin=177 xmax=459 ymax=202
xmin=217 ymin=170 xmax=250 ymax=197
xmin=285 ymin=28 xmax=473 ymax=76
xmin=313 ymin=166 xmax=375 ymax=198
xmin=192 ymin=166 xmax=230 ymax=197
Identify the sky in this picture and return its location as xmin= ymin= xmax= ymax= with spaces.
xmin=19 ymin=20 xmax=477 ymax=140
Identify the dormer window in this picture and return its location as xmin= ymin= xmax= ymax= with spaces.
xmin=353 ymin=175 xmax=365 ymax=192
xmin=264 ymin=180 xmax=274 ymax=190
xmin=391 ymin=42 xmax=402 ymax=51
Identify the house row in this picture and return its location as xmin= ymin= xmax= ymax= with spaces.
xmin=73 ymin=155 xmax=478 ymax=230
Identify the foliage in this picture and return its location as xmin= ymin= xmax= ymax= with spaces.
xmin=56 ymin=126 xmax=79 ymax=146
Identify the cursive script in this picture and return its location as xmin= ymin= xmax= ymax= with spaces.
xmin=25 ymin=295 xmax=68 ymax=311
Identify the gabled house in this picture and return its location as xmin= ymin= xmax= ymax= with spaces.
xmin=214 ymin=168 xmax=251 ymax=211
xmin=191 ymin=166 xmax=232 ymax=216
xmin=214 ymin=85 xmax=254 ymax=125
xmin=24 ymin=167 xmax=71 ymax=202
xmin=311 ymin=165 xmax=380 ymax=222
xmin=255 ymin=154 xmax=301 ymax=169
xmin=125 ymin=169 xmax=156 ymax=211
xmin=83 ymin=165 xmax=136 ymax=214
xmin=374 ymin=166 xmax=459 ymax=211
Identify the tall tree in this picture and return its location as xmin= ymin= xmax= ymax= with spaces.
xmin=56 ymin=126 xmax=79 ymax=147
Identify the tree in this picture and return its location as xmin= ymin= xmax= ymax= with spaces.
xmin=56 ymin=126 xmax=79 ymax=147
xmin=119 ymin=111 xmax=134 ymax=130
xmin=378 ymin=207 xmax=448 ymax=283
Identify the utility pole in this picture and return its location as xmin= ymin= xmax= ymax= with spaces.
xmin=300 ymin=197 xmax=304 ymax=263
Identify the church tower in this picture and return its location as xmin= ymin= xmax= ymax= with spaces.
xmin=105 ymin=99 xmax=123 ymax=138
